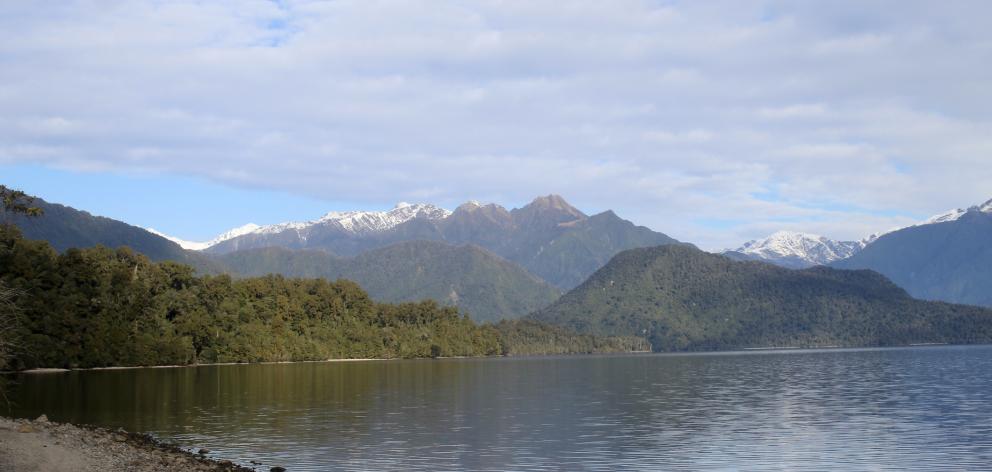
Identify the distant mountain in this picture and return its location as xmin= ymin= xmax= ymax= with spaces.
xmin=217 ymin=241 xmax=561 ymax=323
xmin=201 ymin=195 xmax=682 ymax=288
xmin=833 ymin=199 xmax=992 ymax=307
xmin=203 ymin=202 xmax=451 ymax=254
xmin=858 ymin=199 xmax=991 ymax=245
xmin=148 ymin=223 xmax=260 ymax=251
xmin=0 ymin=196 xmax=221 ymax=273
xmin=723 ymin=198 xmax=992 ymax=269
xmin=531 ymin=244 xmax=992 ymax=351
xmin=723 ymin=231 xmax=864 ymax=269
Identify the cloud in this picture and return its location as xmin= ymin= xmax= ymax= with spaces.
xmin=1 ymin=0 xmax=991 ymax=250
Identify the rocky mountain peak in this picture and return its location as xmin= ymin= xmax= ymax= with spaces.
xmin=514 ymin=194 xmax=586 ymax=224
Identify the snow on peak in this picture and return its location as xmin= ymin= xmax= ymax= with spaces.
xmin=146 ymin=228 xmax=210 ymax=251
xmin=863 ymin=197 xmax=992 ymax=244
xmin=979 ymin=198 xmax=992 ymax=213
xmin=210 ymin=223 xmax=262 ymax=243
xmin=146 ymin=223 xmax=261 ymax=251
xmin=734 ymin=230 xmax=862 ymax=266
xmin=315 ymin=203 xmax=451 ymax=234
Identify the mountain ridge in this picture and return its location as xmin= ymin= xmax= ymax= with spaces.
xmin=531 ymin=244 xmax=992 ymax=351
xmin=0 ymin=196 xmax=223 ymax=273
xmin=199 ymin=194 xmax=684 ymax=288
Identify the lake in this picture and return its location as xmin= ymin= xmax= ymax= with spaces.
xmin=5 ymin=346 xmax=992 ymax=471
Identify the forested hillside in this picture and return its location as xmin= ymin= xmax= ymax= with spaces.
xmin=494 ymin=319 xmax=650 ymax=355
xmin=0 ymin=225 xmax=502 ymax=369
xmin=0 ymin=225 xmax=645 ymax=369
xmin=217 ymin=241 xmax=561 ymax=323
xmin=532 ymin=245 xmax=992 ymax=351
xmin=0 ymin=193 xmax=222 ymax=273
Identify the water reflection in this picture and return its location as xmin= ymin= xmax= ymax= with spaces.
xmin=6 ymin=347 xmax=992 ymax=471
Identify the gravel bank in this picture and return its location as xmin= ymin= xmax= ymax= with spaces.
xmin=0 ymin=416 xmax=256 ymax=471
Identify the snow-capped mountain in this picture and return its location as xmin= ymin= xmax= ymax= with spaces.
xmin=723 ymin=231 xmax=864 ymax=269
xmin=151 ymin=203 xmax=451 ymax=251
xmin=196 ymin=195 xmax=680 ymax=288
xmin=147 ymin=223 xmax=261 ymax=251
xmin=724 ymin=197 xmax=992 ymax=269
xmin=862 ymin=197 xmax=992 ymax=245
xmin=288 ymin=202 xmax=450 ymax=235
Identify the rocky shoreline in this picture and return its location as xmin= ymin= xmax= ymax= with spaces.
xmin=0 ymin=415 xmax=262 ymax=471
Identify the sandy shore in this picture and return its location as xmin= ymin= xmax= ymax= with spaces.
xmin=0 ymin=416 xmax=256 ymax=472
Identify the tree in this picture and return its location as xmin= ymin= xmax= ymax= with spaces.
xmin=1 ymin=185 xmax=42 ymax=376
xmin=0 ymin=185 xmax=43 ymax=217
xmin=0 ymin=283 xmax=21 ymax=371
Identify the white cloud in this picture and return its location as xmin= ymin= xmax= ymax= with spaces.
xmin=1 ymin=0 xmax=991 ymax=250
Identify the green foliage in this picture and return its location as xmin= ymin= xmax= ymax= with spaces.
xmin=0 ymin=185 xmax=43 ymax=216
xmin=495 ymin=319 xmax=650 ymax=356
xmin=532 ymin=244 xmax=992 ymax=351
xmin=0 ymin=282 xmax=21 ymax=371
xmin=0 ymin=226 xmax=503 ymax=369
xmin=217 ymin=241 xmax=562 ymax=323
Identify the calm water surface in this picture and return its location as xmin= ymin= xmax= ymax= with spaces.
xmin=5 ymin=346 xmax=992 ymax=471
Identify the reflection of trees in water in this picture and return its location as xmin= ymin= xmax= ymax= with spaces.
xmin=10 ymin=350 xmax=991 ymax=470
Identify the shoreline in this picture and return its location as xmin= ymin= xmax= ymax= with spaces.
xmin=11 ymin=356 xmax=405 ymax=374
xmin=5 ymin=343 xmax=972 ymax=374
xmin=0 ymin=415 xmax=257 ymax=472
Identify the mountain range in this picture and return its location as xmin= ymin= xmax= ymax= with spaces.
xmin=7 ymin=184 xmax=992 ymax=354
xmin=723 ymin=231 xmax=866 ymax=269
xmin=532 ymin=244 xmax=992 ymax=351
xmin=1 ymin=190 xmax=685 ymax=321
xmin=6 ymin=184 xmax=992 ymax=326
xmin=171 ymin=194 xmax=684 ymax=289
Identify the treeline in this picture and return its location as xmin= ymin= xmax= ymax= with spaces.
xmin=0 ymin=225 xmax=503 ymax=369
xmin=0 ymin=225 xmax=647 ymax=370
xmin=495 ymin=319 xmax=651 ymax=355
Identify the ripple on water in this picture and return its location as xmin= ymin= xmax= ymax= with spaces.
xmin=6 ymin=346 xmax=992 ymax=471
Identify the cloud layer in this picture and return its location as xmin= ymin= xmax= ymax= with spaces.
xmin=2 ymin=0 xmax=991 ymax=249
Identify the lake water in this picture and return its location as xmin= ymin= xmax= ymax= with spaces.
xmin=5 ymin=346 xmax=992 ymax=471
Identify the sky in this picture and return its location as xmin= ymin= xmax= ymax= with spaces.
xmin=1 ymin=0 xmax=991 ymax=250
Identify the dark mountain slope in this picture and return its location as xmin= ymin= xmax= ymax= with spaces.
xmin=0 ymin=196 xmax=221 ymax=273
xmin=832 ymin=209 xmax=992 ymax=307
xmin=531 ymin=244 xmax=992 ymax=351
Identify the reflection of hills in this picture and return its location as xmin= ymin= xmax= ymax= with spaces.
xmin=10 ymin=349 xmax=989 ymax=469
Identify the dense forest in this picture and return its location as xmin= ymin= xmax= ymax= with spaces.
xmin=0 ymin=224 xmax=502 ymax=368
xmin=533 ymin=244 xmax=992 ymax=351
xmin=494 ymin=319 xmax=650 ymax=355
xmin=0 ymin=224 xmax=646 ymax=370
